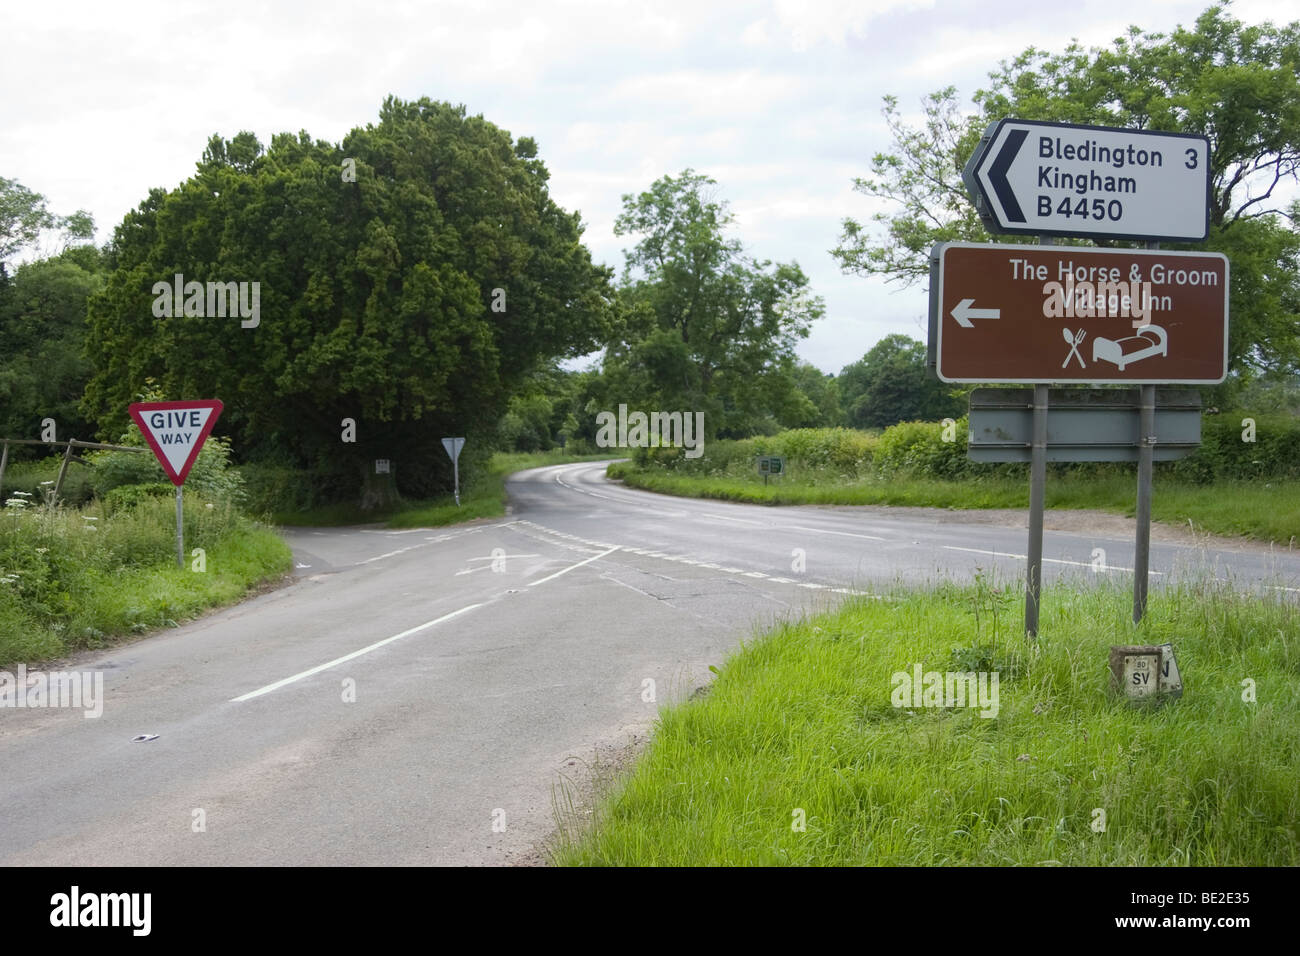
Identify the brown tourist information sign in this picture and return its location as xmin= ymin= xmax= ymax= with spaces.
xmin=929 ymin=242 xmax=1229 ymax=384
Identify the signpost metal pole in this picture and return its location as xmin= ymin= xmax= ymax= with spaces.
xmin=1133 ymin=240 xmax=1159 ymax=623
xmin=1027 ymin=383 xmax=1047 ymax=638
xmin=1024 ymin=234 xmax=1054 ymax=639
xmin=176 ymin=487 xmax=185 ymax=569
xmin=1133 ymin=385 xmax=1155 ymax=622
xmin=442 ymin=438 xmax=465 ymax=507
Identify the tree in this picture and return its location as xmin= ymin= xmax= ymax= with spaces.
xmin=1 ymin=177 xmax=57 ymax=265
xmin=82 ymin=98 xmax=614 ymax=507
xmin=0 ymin=246 xmax=105 ymax=448
xmin=607 ymin=170 xmax=825 ymax=437
xmin=777 ymin=362 xmax=842 ymax=429
xmin=831 ymin=4 xmax=1300 ymax=384
xmin=838 ymin=334 xmax=962 ymax=429
xmin=0 ymin=176 xmax=94 ymax=271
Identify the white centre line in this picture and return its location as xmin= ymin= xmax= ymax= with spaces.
xmin=528 ymin=545 xmax=621 ymax=587
xmin=783 ymin=525 xmax=886 ymax=541
xmin=230 ymin=603 xmax=484 ymax=702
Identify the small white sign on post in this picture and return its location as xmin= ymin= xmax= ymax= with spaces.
xmin=441 ymin=437 xmax=465 ymax=506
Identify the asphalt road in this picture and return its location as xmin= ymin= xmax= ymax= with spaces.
xmin=1 ymin=461 xmax=1296 ymax=865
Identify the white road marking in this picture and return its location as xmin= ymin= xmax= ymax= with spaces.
xmin=230 ymin=603 xmax=484 ymax=702
xmin=354 ymin=527 xmax=489 ymax=565
xmin=511 ymin=519 xmax=862 ymax=595
xmin=942 ymin=545 xmax=1164 ymax=575
xmin=528 ymin=545 xmax=621 ymax=587
xmin=703 ymin=513 xmax=763 ymax=525
xmin=784 ymin=525 xmax=886 ymax=541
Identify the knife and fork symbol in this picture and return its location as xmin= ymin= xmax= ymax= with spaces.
xmin=1062 ymin=328 xmax=1087 ymax=368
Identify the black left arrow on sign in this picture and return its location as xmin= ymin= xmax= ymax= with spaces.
xmin=987 ymin=127 xmax=1028 ymax=223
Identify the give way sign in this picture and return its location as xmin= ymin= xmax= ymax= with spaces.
xmin=129 ymin=400 xmax=224 ymax=486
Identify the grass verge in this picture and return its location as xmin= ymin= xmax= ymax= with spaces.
xmin=272 ymin=451 xmax=614 ymax=528
xmin=553 ymin=577 xmax=1299 ymax=866
xmin=0 ymin=496 xmax=291 ymax=668
xmin=607 ymin=464 xmax=1300 ymax=544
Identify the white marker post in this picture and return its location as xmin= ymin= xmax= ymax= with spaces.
xmin=129 ymin=400 xmax=224 ymax=569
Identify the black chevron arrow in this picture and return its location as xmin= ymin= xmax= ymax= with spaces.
xmin=987 ymin=127 xmax=1028 ymax=223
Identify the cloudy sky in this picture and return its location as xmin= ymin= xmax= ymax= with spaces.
xmin=3 ymin=0 xmax=1292 ymax=373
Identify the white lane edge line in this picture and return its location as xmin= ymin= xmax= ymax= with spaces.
xmin=230 ymin=603 xmax=484 ymax=702
xmin=528 ymin=545 xmax=620 ymax=587
xmin=941 ymin=545 xmax=1164 ymax=576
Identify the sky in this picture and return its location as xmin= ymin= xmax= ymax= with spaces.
xmin=2 ymin=0 xmax=1294 ymax=374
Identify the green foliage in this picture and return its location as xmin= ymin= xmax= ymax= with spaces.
xmin=0 ymin=457 xmax=94 ymax=507
xmin=831 ymin=87 xmax=987 ymax=285
xmin=235 ymin=461 xmax=353 ymax=516
xmin=0 ymin=493 xmax=291 ymax=666
xmin=555 ymin=580 xmax=1300 ymax=865
xmin=81 ymin=98 xmax=614 ymax=506
xmin=497 ymin=391 xmax=555 ymax=452
xmin=625 ymin=427 xmax=878 ymax=479
xmin=873 ymin=418 xmax=972 ymax=479
xmin=779 ymin=363 xmax=843 ymax=429
xmin=604 ymin=169 xmax=825 ymax=437
xmin=837 ymin=334 xmax=964 ymax=429
xmin=101 ymin=482 xmax=175 ymax=515
xmin=0 ymin=247 xmax=106 ymax=447
xmin=1165 ymin=412 xmax=1300 ymax=482
xmin=754 ymin=427 xmax=877 ymax=473
xmin=87 ymin=428 xmax=245 ymax=504
xmin=1 ymin=176 xmax=95 ymax=264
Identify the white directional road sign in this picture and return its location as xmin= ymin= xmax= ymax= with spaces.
xmin=963 ymin=119 xmax=1210 ymax=242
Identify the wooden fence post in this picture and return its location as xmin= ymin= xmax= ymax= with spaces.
xmin=53 ymin=439 xmax=76 ymax=503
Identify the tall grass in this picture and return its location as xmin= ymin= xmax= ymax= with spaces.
xmin=553 ymin=577 xmax=1300 ymax=866
xmin=0 ymin=494 xmax=291 ymax=667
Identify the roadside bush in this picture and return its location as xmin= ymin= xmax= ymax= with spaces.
xmin=1164 ymin=412 xmax=1300 ymax=483
xmin=633 ymin=428 xmax=878 ymax=481
xmin=612 ymin=410 xmax=1300 ymax=487
xmin=87 ymin=432 xmax=244 ymax=504
xmin=874 ymin=418 xmax=972 ymax=479
xmin=0 ymin=456 xmax=94 ymax=507
xmin=101 ymin=482 xmax=175 ymax=515
xmin=237 ymin=462 xmax=322 ymax=515
xmin=754 ymin=428 xmax=877 ymax=474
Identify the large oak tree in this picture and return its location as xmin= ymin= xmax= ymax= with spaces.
xmin=83 ymin=97 xmax=614 ymax=505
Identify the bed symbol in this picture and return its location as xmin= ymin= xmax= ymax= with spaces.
xmin=1092 ymin=324 xmax=1168 ymax=371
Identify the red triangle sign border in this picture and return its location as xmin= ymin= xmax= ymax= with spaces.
xmin=128 ymin=400 xmax=225 ymax=487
